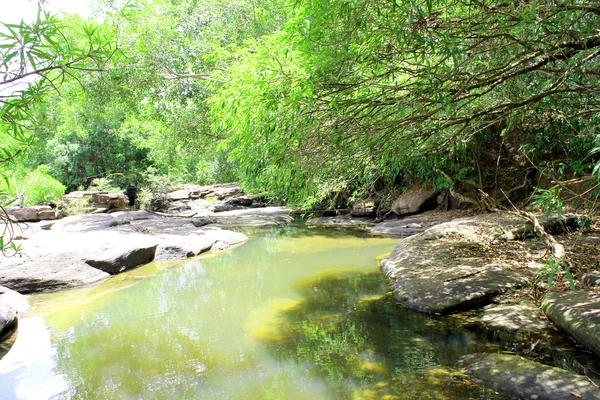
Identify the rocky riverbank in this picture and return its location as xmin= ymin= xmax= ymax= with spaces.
xmin=3 ymin=182 xmax=600 ymax=398
xmin=378 ymin=211 xmax=600 ymax=399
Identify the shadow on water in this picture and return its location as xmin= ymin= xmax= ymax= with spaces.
xmin=248 ymin=269 xmax=512 ymax=400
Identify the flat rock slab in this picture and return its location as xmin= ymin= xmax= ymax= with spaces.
xmin=0 ymin=254 xmax=110 ymax=293
xmin=370 ymin=214 xmax=455 ymax=237
xmin=306 ymin=215 xmax=375 ymax=228
xmin=462 ymin=353 xmax=600 ymax=400
xmin=380 ymin=213 xmax=529 ymax=314
xmin=542 ymin=291 xmax=600 ymax=358
xmin=155 ymin=229 xmax=248 ymax=261
xmin=478 ymin=302 xmax=552 ymax=333
xmin=211 ymin=207 xmax=293 ymax=227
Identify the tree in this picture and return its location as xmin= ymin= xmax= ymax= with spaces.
xmin=210 ymin=0 xmax=600 ymax=208
xmin=0 ymin=6 xmax=117 ymax=254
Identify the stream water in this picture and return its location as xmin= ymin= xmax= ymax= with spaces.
xmin=0 ymin=225 xmax=519 ymax=399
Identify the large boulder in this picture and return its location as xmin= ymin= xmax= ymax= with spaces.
xmin=541 ymin=291 xmax=600 ymax=358
xmin=462 ymin=353 xmax=600 ymax=400
xmin=390 ymin=185 xmax=437 ymax=215
xmin=380 ymin=213 xmax=587 ymax=314
xmin=380 ymin=214 xmax=529 ymax=314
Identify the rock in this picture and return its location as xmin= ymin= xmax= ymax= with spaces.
xmin=37 ymin=210 xmax=57 ymax=220
xmin=370 ymin=214 xmax=454 ymax=237
xmin=84 ymin=243 xmax=158 ymax=274
xmin=50 ymin=214 xmax=119 ymax=232
xmin=306 ymin=215 xmax=375 ymax=228
xmin=154 ymin=229 xmax=247 ymax=261
xmin=0 ymin=286 xmax=29 ymax=342
xmin=191 ymin=217 xmax=215 ymax=227
xmin=92 ymin=193 xmax=128 ymax=209
xmin=581 ymin=271 xmax=600 ymax=287
xmin=541 ymin=291 xmax=600 ymax=358
xmin=478 ymin=302 xmax=552 ymax=333
xmin=461 ymin=353 xmax=600 ymax=400
xmin=350 ymin=199 xmax=377 ymax=217
xmin=0 ymin=254 xmax=110 ymax=293
xmin=7 ymin=206 xmax=55 ymax=222
xmin=501 ymin=214 xmax=590 ymax=240
xmin=211 ymin=207 xmax=293 ymax=227
xmin=212 ymin=203 xmax=238 ymax=213
xmin=380 ymin=213 xmax=529 ymax=314
xmin=390 ymin=185 xmax=437 ymax=215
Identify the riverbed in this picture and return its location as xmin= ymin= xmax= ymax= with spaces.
xmin=0 ymin=225 xmax=518 ymax=399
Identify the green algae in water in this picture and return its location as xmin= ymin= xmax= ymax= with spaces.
xmin=0 ymin=226 xmax=509 ymax=399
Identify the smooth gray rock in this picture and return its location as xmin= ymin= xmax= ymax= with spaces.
xmin=85 ymin=243 xmax=158 ymax=274
xmin=390 ymin=186 xmax=437 ymax=215
xmin=154 ymin=229 xmax=247 ymax=261
xmin=542 ymin=291 xmax=600 ymax=358
xmin=380 ymin=214 xmax=529 ymax=314
xmin=462 ymin=353 xmax=600 ymax=400
xmin=50 ymin=214 xmax=119 ymax=232
xmin=0 ymin=254 xmax=110 ymax=293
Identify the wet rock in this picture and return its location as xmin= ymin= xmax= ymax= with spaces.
xmin=541 ymin=291 xmax=600 ymax=358
xmin=306 ymin=215 xmax=375 ymax=228
xmin=390 ymin=186 xmax=437 ymax=215
xmin=461 ymin=353 xmax=600 ymax=400
xmin=380 ymin=213 xmax=529 ymax=314
xmin=0 ymin=286 xmax=29 ymax=342
xmin=478 ymin=302 xmax=552 ymax=333
xmin=581 ymin=271 xmax=600 ymax=287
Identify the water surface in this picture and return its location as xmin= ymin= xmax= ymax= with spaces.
xmin=0 ymin=225 xmax=509 ymax=399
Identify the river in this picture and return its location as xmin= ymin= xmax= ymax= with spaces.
xmin=0 ymin=225 xmax=517 ymax=399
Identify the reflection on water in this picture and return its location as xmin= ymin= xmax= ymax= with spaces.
xmin=0 ymin=225 xmax=509 ymax=399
